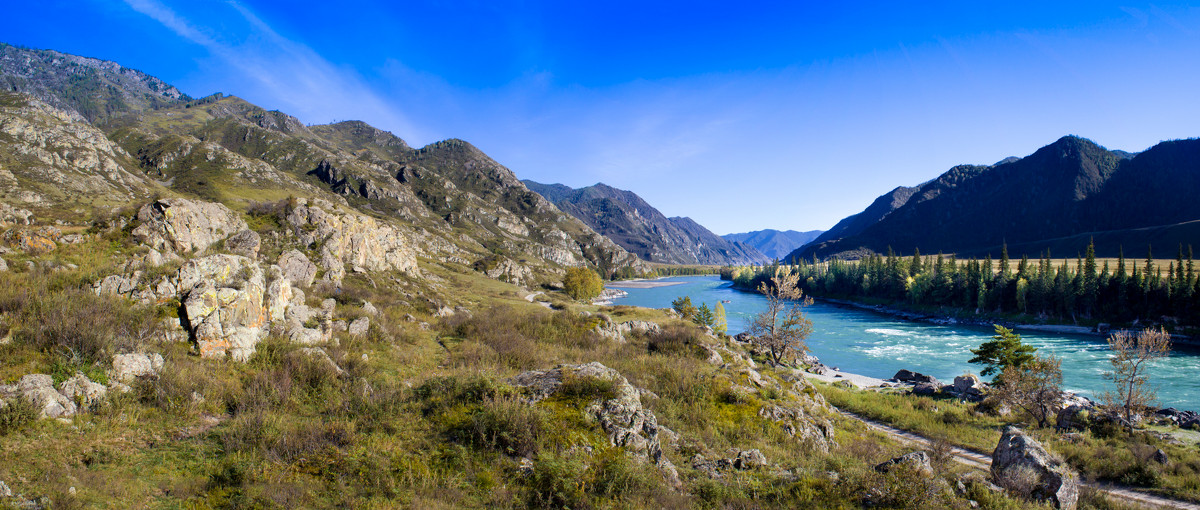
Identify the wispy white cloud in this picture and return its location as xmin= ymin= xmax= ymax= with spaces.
xmin=120 ymin=0 xmax=426 ymax=142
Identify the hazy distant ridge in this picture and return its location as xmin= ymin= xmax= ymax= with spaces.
xmin=722 ymin=229 xmax=823 ymax=260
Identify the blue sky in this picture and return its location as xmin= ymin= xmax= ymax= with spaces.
xmin=4 ymin=1 xmax=1199 ymax=234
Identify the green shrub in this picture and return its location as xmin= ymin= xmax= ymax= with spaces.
xmin=0 ymin=397 xmax=37 ymax=435
xmin=526 ymin=451 xmax=589 ymax=509
xmin=647 ymin=324 xmax=701 ymax=357
xmin=457 ymin=395 xmax=548 ymax=457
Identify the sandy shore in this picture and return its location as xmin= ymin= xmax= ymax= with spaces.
xmin=606 ymin=279 xmax=686 ymax=289
xmin=801 ymin=368 xmax=890 ymax=388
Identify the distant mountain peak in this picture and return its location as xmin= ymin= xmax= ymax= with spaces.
xmin=524 ymin=180 xmax=769 ymax=265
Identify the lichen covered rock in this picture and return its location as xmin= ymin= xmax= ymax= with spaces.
xmin=132 ymin=198 xmax=247 ymax=253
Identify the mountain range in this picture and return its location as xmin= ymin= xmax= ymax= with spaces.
xmin=792 ymin=135 xmax=1200 ymax=261
xmin=721 ymin=229 xmax=823 ymax=260
xmin=523 ymin=181 xmax=769 ymax=265
xmin=0 ymin=43 xmax=656 ymax=286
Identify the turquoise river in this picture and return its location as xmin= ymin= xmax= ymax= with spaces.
xmin=608 ymin=275 xmax=1200 ymax=411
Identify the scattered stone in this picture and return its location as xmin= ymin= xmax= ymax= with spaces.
xmin=348 ymin=317 xmax=370 ymax=337
xmin=1153 ymin=448 xmax=1169 ymax=465
xmin=299 ymin=347 xmax=344 ymax=375
xmin=0 ymin=258 xmax=6 ymax=272
xmin=875 ymin=451 xmax=934 ymax=477
xmin=0 ymin=480 xmax=10 ymax=497
xmin=992 ymin=426 xmax=1079 ymax=509
xmin=361 ymin=301 xmax=379 ymax=316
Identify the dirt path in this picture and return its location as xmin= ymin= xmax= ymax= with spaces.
xmin=838 ymin=409 xmax=1200 ymax=510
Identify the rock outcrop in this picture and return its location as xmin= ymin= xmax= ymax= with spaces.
xmin=3 ymin=374 xmax=76 ymax=419
xmin=992 ymin=426 xmax=1079 ymax=509
xmin=511 ymin=362 xmax=681 ymax=487
xmin=691 ymin=449 xmax=769 ymax=478
xmin=110 ymin=353 xmax=165 ymax=382
xmin=285 ymin=199 xmax=418 ymax=283
xmin=177 ymin=254 xmax=270 ymax=361
xmin=132 ymin=198 xmax=248 ymax=253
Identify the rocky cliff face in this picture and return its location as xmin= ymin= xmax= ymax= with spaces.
xmin=524 ymin=181 xmax=768 ymax=265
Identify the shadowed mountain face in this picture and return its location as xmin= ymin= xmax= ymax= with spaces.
xmin=792 ymin=135 xmax=1200 ymax=260
xmin=0 ymin=44 xmax=647 ymax=284
xmin=524 ymin=181 xmax=769 ymax=266
xmin=722 ymin=229 xmax=823 ymax=260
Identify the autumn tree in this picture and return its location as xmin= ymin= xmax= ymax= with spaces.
xmin=993 ymin=355 xmax=1064 ymax=428
xmin=749 ymin=271 xmax=813 ymax=366
xmin=713 ymin=302 xmax=728 ymax=335
xmin=1102 ymin=327 xmax=1172 ymax=432
xmin=969 ymin=325 xmax=1036 ymax=377
xmin=563 ymin=267 xmax=603 ymax=301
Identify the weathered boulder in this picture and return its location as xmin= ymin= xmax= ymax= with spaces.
xmin=58 ymin=373 xmax=107 ymax=410
xmin=15 ymin=374 xmax=76 ymax=419
xmin=111 ymin=353 xmax=164 ymax=382
xmin=953 ymin=374 xmax=986 ymax=400
xmin=894 ymin=369 xmax=939 ymax=385
xmin=285 ymin=199 xmax=418 ymax=283
xmin=912 ymin=382 xmax=941 ymax=396
xmin=992 ymin=426 xmax=1079 ymax=509
xmin=277 ymin=250 xmax=318 ymax=287
xmin=875 ymin=451 xmax=934 ymax=477
xmin=132 ymin=198 xmax=247 ymax=253
xmin=225 ymin=229 xmax=261 ymax=258
xmin=511 ymin=362 xmax=681 ymax=488
xmin=348 ymin=317 xmax=370 ymax=337
xmin=1056 ymin=405 xmax=1092 ymax=431
xmin=178 ymin=255 xmax=270 ymax=361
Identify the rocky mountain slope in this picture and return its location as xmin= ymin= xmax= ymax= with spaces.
xmin=0 ymin=45 xmax=646 ymax=288
xmin=793 ymin=135 xmax=1200 ymax=260
xmin=523 ymin=181 xmax=768 ymax=265
xmin=722 ymin=229 xmax=823 ymax=260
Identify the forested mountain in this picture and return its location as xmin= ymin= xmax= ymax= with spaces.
xmin=722 ymin=229 xmax=823 ymax=260
xmin=793 ymin=136 xmax=1200 ymax=261
xmin=523 ymin=181 xmax=769 ymax=265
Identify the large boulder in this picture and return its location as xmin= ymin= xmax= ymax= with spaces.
xmin=992 ymin=426 xmax=1079 ymax=509
xmin=894 ymin=369 xmax=939 ymax=385
xmin=178 ymin=255 xmax=271 ymax=361
xmin=953 ymin=374 xmax=985 ymax=400
xmin=511 ymin=362 xmax=681 ymax=488
xmin=132 ymin=198 xmax=248 ymax=253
